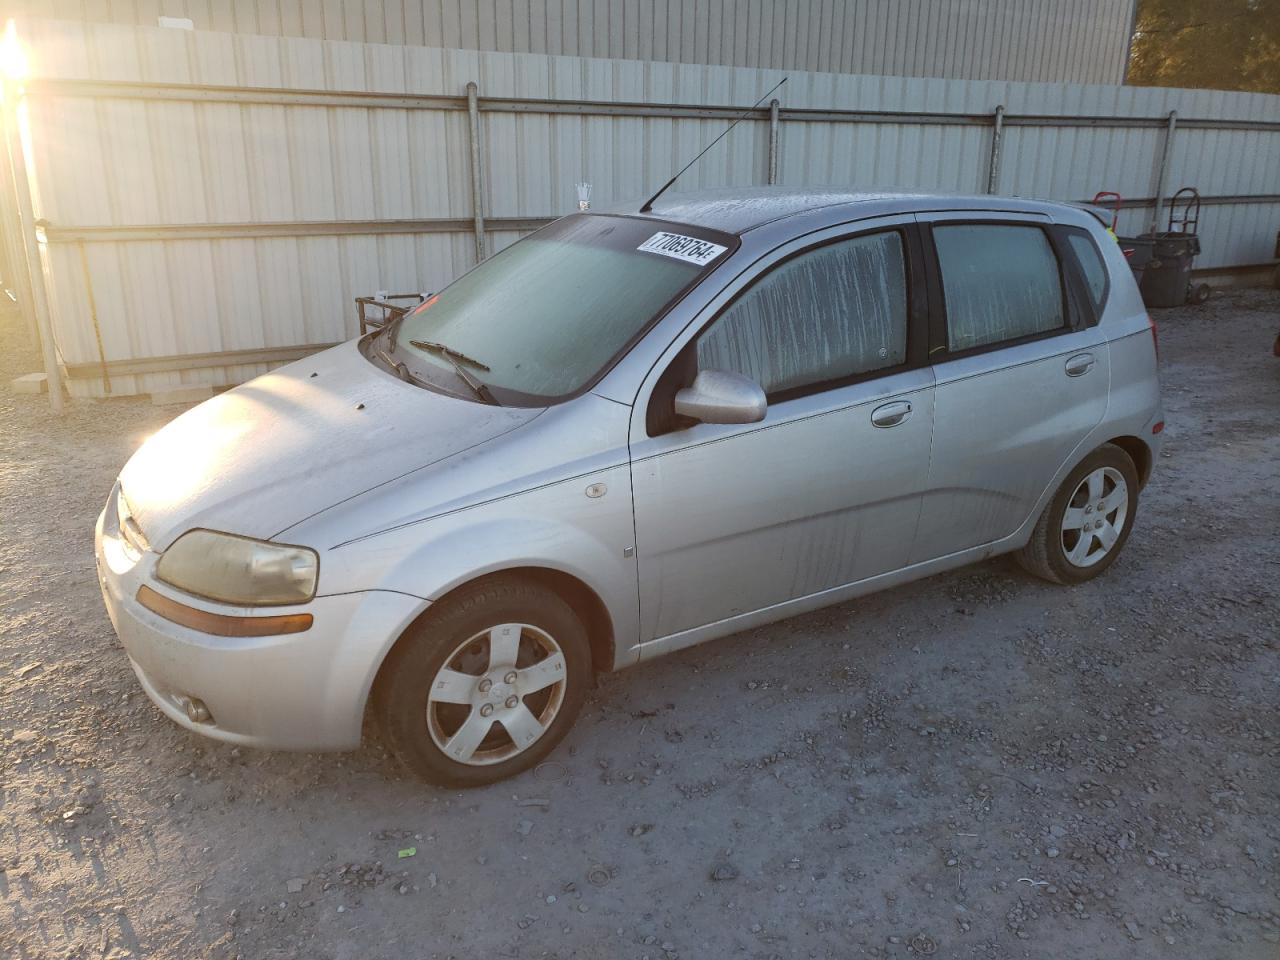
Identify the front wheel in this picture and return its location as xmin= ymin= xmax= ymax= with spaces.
xmin=1015 ymin=444 xmax=1141 ymax=585
xmin=374 ymin=576 xmax=591 ymax=787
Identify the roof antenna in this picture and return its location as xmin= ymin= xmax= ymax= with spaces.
xmin=639 ymin=76 xmax=787 ymax=213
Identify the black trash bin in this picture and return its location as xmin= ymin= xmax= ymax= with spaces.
xmin=1119 ymin=236 xmax=1157 ymax=287
xmin=1137 ymin=231 xmax=1200 ymax=307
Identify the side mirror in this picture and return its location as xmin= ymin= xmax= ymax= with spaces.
xmin=673 ymin=369 xmax=767 ymax=425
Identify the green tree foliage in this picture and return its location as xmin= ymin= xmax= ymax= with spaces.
xmin=1128 ymin=0 xmax=1280 ymax=93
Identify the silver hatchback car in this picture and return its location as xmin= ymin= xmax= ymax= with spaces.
xmin=96 ymin=188 xmax=1163 ymax=785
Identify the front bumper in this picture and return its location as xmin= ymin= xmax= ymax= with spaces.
xmin=95 ymin=501 xmax=425 ymax=750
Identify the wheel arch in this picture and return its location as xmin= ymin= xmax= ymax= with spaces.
xmin=1105 ymin=435 xmax=1153 ymax=488
xmin=1009 ymin=432 xmax=1153 ymax=553
xmin=371 ymin=566 xmax=617 ymax=694
xmin=495 ymin=566 xmax=616 ymax=676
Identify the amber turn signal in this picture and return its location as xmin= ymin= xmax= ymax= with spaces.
xmin=136 ymin=585 xmax=313 ymax=637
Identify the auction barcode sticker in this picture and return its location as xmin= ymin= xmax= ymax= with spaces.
xmin=636 ymin=232 xmax=727 ymax=266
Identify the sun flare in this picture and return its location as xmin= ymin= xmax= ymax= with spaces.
xmin=0 ymin=20 xmax=30 ymax=84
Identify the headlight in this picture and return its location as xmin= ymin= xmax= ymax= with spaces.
xmin=156 ymin=530 xmax=318 ymax=606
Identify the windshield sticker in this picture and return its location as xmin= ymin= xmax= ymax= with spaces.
xmin=637 ymin=232 xmax=727 ymax=266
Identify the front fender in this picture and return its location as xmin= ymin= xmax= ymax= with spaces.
xmin=316 ymin=463 xmax=641 ymax=667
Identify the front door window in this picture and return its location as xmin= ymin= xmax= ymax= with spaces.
xmin=697 ymin=231 xmax=909 ymax=398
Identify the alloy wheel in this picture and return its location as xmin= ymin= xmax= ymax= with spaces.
xmin=1060 ymin=466 xmax=1129 ymax=568
xmin=426 ymin=623 xmax=567 ymax=765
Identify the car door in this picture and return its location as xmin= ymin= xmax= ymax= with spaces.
xmin=909 ymin=212 xmax=1111 ymax=563
xmin=628 ymin=220 xmax=935 ymax=647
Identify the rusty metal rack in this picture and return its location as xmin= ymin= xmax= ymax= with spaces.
xmin=355 ymin=293 xmax=426 ymax=335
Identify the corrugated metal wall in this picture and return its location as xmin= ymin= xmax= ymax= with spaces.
xmin=10 ymin=0 xmax=1135 ymax=84
xmin=12 ymin=18 xmax=1280 ymax=398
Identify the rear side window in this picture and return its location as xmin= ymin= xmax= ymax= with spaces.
xmin=1064 ymin=228 xmax=1109 ymax=314
xmin=696 ymin=230 xmax=908 ymax=398
xmin=933 ymin=224 xmax=1065 ymax=352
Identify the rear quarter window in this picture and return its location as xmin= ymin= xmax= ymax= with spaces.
xmin=1064 ymin=228 xmax=1110 ymax=315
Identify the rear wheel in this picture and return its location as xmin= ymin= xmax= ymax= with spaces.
xmin=374 ymin=576 xmax=591 ymax=786
xmin=1016 ymin=444 xmax=1140 ymax=585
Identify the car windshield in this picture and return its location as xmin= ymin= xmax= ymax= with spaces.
xmin=385 ymin=214 xmax=732 ymax=404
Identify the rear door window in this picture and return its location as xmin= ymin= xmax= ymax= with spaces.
xmin=933 ymin=224 xmax=1065 ymax=352
xmin=696 ymin=230 xmax=909 ymax=399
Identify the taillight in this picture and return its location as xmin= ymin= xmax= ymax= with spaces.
xmin=1148 ymin=315 xmax=1159 ymax=359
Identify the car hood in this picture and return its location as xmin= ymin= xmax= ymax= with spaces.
xmin=118 ymin=340 xmax=542 ymax=550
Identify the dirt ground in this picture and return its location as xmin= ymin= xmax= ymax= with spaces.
xmin=1 ymin=288 xmax=1278 ymax=960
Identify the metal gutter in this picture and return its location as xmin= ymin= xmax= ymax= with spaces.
xmin=27 ymin=78 xmax=1280 ymax=133
xmin=39 ymin=217 xmax=557 ymax=243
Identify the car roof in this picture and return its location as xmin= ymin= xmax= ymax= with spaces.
xmin=597 ymin=186 xmax=1091 ymax=235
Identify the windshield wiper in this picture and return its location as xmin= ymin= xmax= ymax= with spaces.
xmin=408 ymin=339 xmax=491 ymax=372
xmin=407 ymin=344 xmax=499 ymax=405
xmin=375 ymin=348 xmax=433 ymax=389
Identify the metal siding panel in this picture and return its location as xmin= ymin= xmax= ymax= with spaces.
xmin=938 ymin=0 xmax=959 ymax=80
xmin=745 ymin=0 xmax=764 ymax=71
xmin=802 ymin=0 xmax=822 ymax=74
xmin=536 ymin=0 xmax=557 ymax=56
xmin=256 ymin=2 xmax=282 ymax=36
xmin=437 ymin=0 xmax=461 ymax=49
xmin=17 ymin=18 xmax=1280 ymax=393
xmin=676 ymin=0 xmax=695 ymax=65
xmin=768 ymin=0 xmax=786 ymax=72
xmin=900 ymin=0 xmax=920 ymax=79
xmin=42 ymin=244 xmax=91 ymax=366
xmin=378 ymin=0 xmax=404 ymax=41
xmin=865 ymin=0 xmax=886 ymax=75
xmin=919 ymin=0 xmax=942 ymax=80
xmin=278 ymin=1 xmax=304 ymax=36
xmin=48 ymin=0 xmax=89 ymax=16
xmin=475 ymin=0 xmax=496 ymax=51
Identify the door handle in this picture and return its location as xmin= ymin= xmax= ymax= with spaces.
xmin=1065 ymin=353 xmax=1096 ymax=377
xmin=871 ymin=400 xmax=912 ymax=428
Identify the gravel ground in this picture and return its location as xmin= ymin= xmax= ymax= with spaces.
xmin=2 ymin=288 xmax=1278 ymax=960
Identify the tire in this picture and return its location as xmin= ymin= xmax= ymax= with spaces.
xmin=373 ymin=575 xmax=591 ymax=787
xmin=1015 ymin=443 xmax=1141 ymax=585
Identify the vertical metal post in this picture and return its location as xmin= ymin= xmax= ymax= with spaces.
xmin=465 ymin=81 xmax=486 ymax=263
xmin=77 ymin=239 xmax=110 ymax=394
xmin=986 ymin=105 xmax=1005 ymax=195
xmin=767 ymin=98 xmax=780 ymax=185
xmin=2 ymin=82 xmax=63 ymax=412
xmin=0 ymin=102 xmax=34 ymax=341
xmin=1150 ymin=110 xmax=1177 ymax=234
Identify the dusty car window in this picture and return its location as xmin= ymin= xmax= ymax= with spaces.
xmin=934 ymin=224 xmax=1065 ymax=351
xmin=1065 ymin=228 xmax=1109 ymax=312
xmin=390 ymin=215 xmax=730 ymax=404
xmin=696 ymin=231 xmax=908 ymax=397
